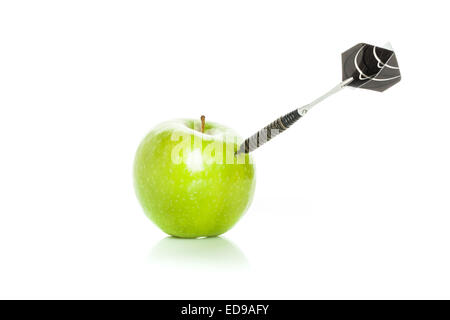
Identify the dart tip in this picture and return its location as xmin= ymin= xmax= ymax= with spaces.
xmin=235 ymin=143 xmax=247 ymax=156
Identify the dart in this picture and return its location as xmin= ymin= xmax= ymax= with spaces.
xmin=236 ymin=43 xmax=401 ymax=155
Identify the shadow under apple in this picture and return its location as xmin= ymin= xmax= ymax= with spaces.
xmin=149 ymin=236 xmax=248 ymax=270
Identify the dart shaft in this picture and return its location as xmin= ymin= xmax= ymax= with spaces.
xmin=236 ymin=78 xmax=353 ymax=155
xmin=297 ymin=77 xmax=353 ymax=116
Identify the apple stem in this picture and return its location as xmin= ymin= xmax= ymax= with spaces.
xmin=200 ymin=115 xmax=205 ymax=133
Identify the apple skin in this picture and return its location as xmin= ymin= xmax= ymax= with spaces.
xmin=134 ymin=119 xmax=256 ymax=238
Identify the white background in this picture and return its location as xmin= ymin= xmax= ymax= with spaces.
xmin=1 ymin=1 xmax=449 ymax=299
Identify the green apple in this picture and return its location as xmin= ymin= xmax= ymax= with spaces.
xmin=134 ymin=118 xmax=256 ymax=238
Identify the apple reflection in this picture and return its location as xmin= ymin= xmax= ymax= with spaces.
xmin=149 ymin=236 xmax=248 ymax=270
